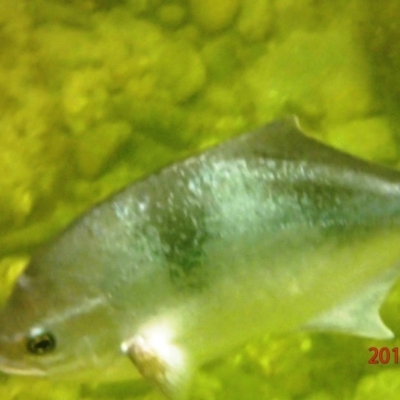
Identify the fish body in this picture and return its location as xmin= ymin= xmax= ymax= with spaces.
xmin=1 ymin=119 xmax=400 ymax=397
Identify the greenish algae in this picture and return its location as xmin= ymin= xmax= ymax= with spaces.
xmin=1 ymin=0 xmax=400 ymax=399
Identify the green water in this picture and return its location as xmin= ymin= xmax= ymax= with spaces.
xmin=1 ymin=0 xmax=400 ymax=399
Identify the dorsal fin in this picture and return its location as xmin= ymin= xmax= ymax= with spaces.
xmin=212 ymin=117 xmax=400 ymax=183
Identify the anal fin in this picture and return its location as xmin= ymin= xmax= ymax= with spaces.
xmin=303 ymin=267 xmax=400 ymax=339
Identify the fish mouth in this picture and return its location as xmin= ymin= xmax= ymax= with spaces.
xmin=0 ymin=357 xmax=46 ymax=376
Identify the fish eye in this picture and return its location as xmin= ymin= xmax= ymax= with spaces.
xmin=26 ymin=330 xmax=56 ymax=355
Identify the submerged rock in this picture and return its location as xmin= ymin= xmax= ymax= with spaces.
xmin=190 ymin=0 xmax=241 ymax=34
xmin=237 ymin=0 xmax=274 ymax=42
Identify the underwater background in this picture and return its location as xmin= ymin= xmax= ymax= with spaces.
xmin=1 ymin=0 xmax=400 ymax=399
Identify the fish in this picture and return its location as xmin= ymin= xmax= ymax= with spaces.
xmin=1 ymin=117 xmax=400 ymax=399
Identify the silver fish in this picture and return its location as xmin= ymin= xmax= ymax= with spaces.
xmin=1 ymin=118 xmax=400 ymax=398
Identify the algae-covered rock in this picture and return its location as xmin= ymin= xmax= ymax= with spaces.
xmin=325 ymin=117 xmax=397 ymax=163
xmin=0 ymin=83 xmax=69 ymax=229
xmin=320 ymin=69 xmax=376 ymax=124
xmin=190 ymin=0 xmax=241 ymax=34
xmin=155 ymin=40 xmax=206 ymax=103
xmin=274 ymin=0 xmax=345 ymax=34
xmin=126 ymin=0 xmax=163 ymax=16
xmin=96 ymin=15 xmax=205 ymax=104
xmin=157 ymin=4 xmax=187 ymax=29
xmin=201 ymin=35 xmax=238 ymax=81
xmin=0 ymin=257 xmax=28 ymax=306
xmin=62 ymin=67 xmax=110 ymax=132
xmin=357 ymin=0 xmax=400 ymax=132
xmin=74 ymin=121 xmax=132 ymax=179
xmin=304 ymin=392 xmax=335 ymax=400
xmin=112 ymin=95 xmax=195 ymax=149
xmin=237 ymin=0 xmax=273 ymax=42
xmin=34 ymin=24 xmax=104 ymax=70
xmin=244 ymin=23 xmax=376 ymax=123
xmin=203 ymin=84 xmax=244 ymax=114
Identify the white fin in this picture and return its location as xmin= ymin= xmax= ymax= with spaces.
xmin=303 ymin=267 xmax=400 ymax=339
xmin=121 ymin=333 xmax=193 ymax=400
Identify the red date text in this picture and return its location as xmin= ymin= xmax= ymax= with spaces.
xmin=368 ymin=347 xmax=399 ymax=364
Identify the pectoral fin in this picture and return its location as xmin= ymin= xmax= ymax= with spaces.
xmin=121 ymin=333 xmax=193 ymax=399
xmin=303 ymin=267 xmax=400 ymax=339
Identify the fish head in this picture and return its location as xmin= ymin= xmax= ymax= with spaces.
xmin=0 ymin=203 xmax=168 ymax=379
xmin=0 ymin=249 xmax=119 ymax=378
